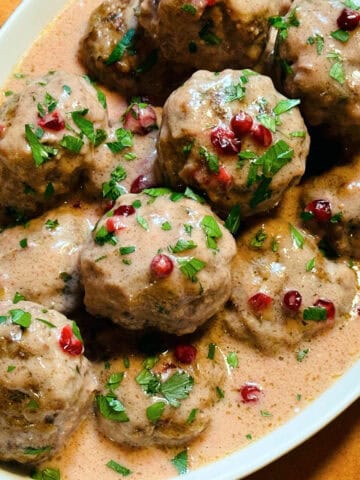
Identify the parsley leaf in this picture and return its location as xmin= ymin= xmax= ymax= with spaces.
xmin=105 ymin=29 xmax=136 ymax=65
xmin=250 ymin=228 xmax=267 ymax=248
xmin=106 ymin=460 xmax=132 ymax=477
xmin=60 ymin=135 xmax=84 ymax=153
xmin=289 ymin=224 xmax=305 ymax=249
xmin=178 ymin=257 xmax=206 ymax=282
xmin=169 ymin=239 xmax=197 ymax=253
xmin=199 ymin=20 xmax=221 ymax=45
xmin=306 ymin=34 xmax=325 ymax=55
xmin=102 ymin=164 xmax=127 ymax=201
xmin=9 ymin=309 xmax=32 ymax=328
xmin=199 ymin=146 xmax=219 ymax=173
xmin=201 ymin=215 xmax=222 ymax=249
xmin=96 ymin=393 xmax=129 ymax=422
xmin=171 ymin=450 xmax=188 ymax=475
xmin=146 ymin=401 xmax=166 ymax=423
xmin=224 ymin=205 xmax=241 ymax=235
xmin=25 ymin=124 xmax=58 ymax=167
xmin=107 ymin=128 xmax=133 ymax=153
xmin=227 ymin=352 xmax=239 ymax=368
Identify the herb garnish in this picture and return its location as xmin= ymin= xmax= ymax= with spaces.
xmin=105 ymin=29 xmax=136 ymax=65
xmin=171 ymin=450 xmax=188 ymax=475
xmin=106 ymin=460 xmax=132 ymax=477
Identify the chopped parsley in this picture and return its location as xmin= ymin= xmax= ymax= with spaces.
xmin=96 ymin=393 xmax=129 ymax=422
xmin=71 ymin=110 xmax=107 ymax=146
xmin=60 ymin=135 xmax=84 ymax=154
xmin=13 ymin=292 xmax=26 ymax=304
xmin=146 ymin=401 xmax=166 ymax=423
xmin=224 ymin=81 xmax=246 ymax=103
xmin=119 ymin=246 xmax=136 ymax=255
xmin=136 ymin=214 xmax=149 ymax=230
xmin=306 ymin=257 xmax=316 ymax=272
xmin=36 ymin=318 xmax=56 ymax=328
xmin=331 ymin=29 xmax=350 ymax=43
xmin=330 ymin=212 xmax=343 ymax=223
xmin=296 ymin=348 xmax=309 ymax=362
xmin=186 ymin=408 xmax=199 ymax=424
xmin=143 ymin=187 xmax=172 ymax=198
xmin=44 ymin=182 xmax=54 ymax=199
xmin=327 ymin=52 xmax=345 ymax=84
xmin=224 ymin=205 xmax=241 ymax=235
xmin=24 ymin=446 xmax=52 ymax=456
xmin=226 ymin=352 xmax=239 ymax=368
xmin=105 ymin=28 xmax=136 ymax=65
xmin=303 ymin=307 xmax=327 ymax=321
xmin=30 ymin=467 xmax=61 ymax=480
xmin=94 ymin=226 xmax=117 ymax=246
xmin=45 ymin=219 xmax=59 ymax=231
xmin=199 ymin=146 xmax=219 ymax=173
xmin=102 ymin=164 xmax=127 ymax=201
xmin=250 ymin=228 xmax=267 ymax=248
xmin=161 ymin=221 xmax=172 ymax=231
xmin=107 ymin=128 xmax=133 ymax=153
xmin=181 ymin=4 xmax=196 ymax=14
xmin=7 ymin=365 xmax=16 ymax=373
xmin=63 ymin=84 xmax=72 ymax=95
xmin=9 ymin=309 xmax=32 ymax=328
xmin=106 ymin=460 xmax=132 ymax=477
xmin=25 ymin=124 xmax=58 ymax=167
xmin=171 ymin=450 xmax=188 ymax=475
xmin=201 ymin=215 xmax=222 ymax=250
xmin=19 ymin=238 xmax=28 ymax=248
xmin=207 ymin=343 xmax=216 ymax=360
xmin=289 ymin=224 xmax=305 ymax=249
xmin=273 ymin=99 xmax=301 ymax=116
xmin=307 ymin=34 xmax=325 ymax=55
xmin=216 ymin=386 xmax=225 ymax=399
xmin=169 ymin=239 xmax=197 ymax=253
xmin=106 ymin=372 xmax=124 ymax=392
xmin=260 ymin=410 xmax=272 ymax=417
xmin=269 ymin=8 xmax=300 ymax=41
xmin=160 ymin=372 xmax=194 ymax=407
xmin=178 ymin=257 xmax=206 ymax=282
xmin=199 ymin=20 xmax=221 ymax=45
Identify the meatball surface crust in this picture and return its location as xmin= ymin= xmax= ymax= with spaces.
xmin=95 ymin=331 xmax=225 ymax=447
xmin=86 ymin=103 xmax=161 ymax=199
xmin=139 ymin=0 xmax=291 ymax=71
xmin=224 ymin=218 xmax=356 ymax=352
xmin=302 ymin=155 xmax=360 ymax=259
xmin=158 ymin=69 xmax=309 ymax=218
xmin=0 ymin=300 xmax=97 ymax=464
xmin=80 ymin=192 xmax=236 ymax=335
xmin=0 ymin=203 xmax=99 ymax=314
xmin=275 ymin=0 xmax=360 ymax=143
xmin=79 ymin=0 xmax=185 ymax=103
xmin=0 ymin=71 xmax=107 ymax=218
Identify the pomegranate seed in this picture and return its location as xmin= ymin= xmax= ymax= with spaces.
xmin=206 ymin=0 xmax=216 ymax=6
xmin=38 ymin=111 xmax=65 ymax=131
xmin=248 ymin=293 xmax=273 ymax=312
xmin=103 ymin=200 xmax=115 ymax=212
xmin=239 ymin=383 xmax=262 ymax=403
xmin=174 ymin=344 xmax=197 ymax=364
xmin=106 ymin=216 xmax=126 ymax=233
xmin=113 ymin=205 xmax=136 ymax=216
xmin=213 ymin=165 xmax=232 ymax=188
xmin=210 ymin=126 xmax=241 ymax=155
xmin=314 ymin=299 xmax=335 ymax=320
xmin=304 ymin=199 xmax=332 ymax=223
xmin=251 ymin=124 xmax=272 ymax=147
xmin=150 ymin=254 xmax=174 ymax=279
xmin=283 ymin=290 xmax=302 ymax=312
xmin=123 ymin=104 xmax=157 ymax=135
xmin=337 ymin=8 xmax=360 ymax=31
xmin=357 ymin=306 xmax=360 ymax=316
xmin=59 ymin=325 xmax=84 ymax=356
xmin=130 ymin=175 xmax=154 ymax=193
xmin=230 ymin=112 xmax=253 ymax=137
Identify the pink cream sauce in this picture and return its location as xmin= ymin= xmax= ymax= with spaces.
xmin=1 ymin=1 xmax=360 ymax=479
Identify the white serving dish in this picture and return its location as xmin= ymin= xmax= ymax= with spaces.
xmin=0 ymin=1 xmax=359 ymax=479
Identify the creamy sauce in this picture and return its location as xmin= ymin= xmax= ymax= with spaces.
xmin=1 ymin=1 xmax=360 ymax=479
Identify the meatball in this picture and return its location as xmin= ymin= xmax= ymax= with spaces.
xmin=86 ymin=101 xmax=160 ymax=199
xmin=274 ymin=0 xmax=360 ymax=144
xmin=157 ymin=69 xmax=309 ymax=218
xmin=0 ymin=71 xmax=108 ymax=219
xmin=79 ymin=0 xmax=186 ymax=104
xmin=302 ymin=155 xmax=360 ymax=259
xmin=224 ymin=218 xmax=356 ymax=352
xmin=139 ymin=0 xmax=291 ymax=71
xmin=0 ymin=203 xmax=100 ymax=314
xmin=80 ymin=192 xmax=236 ymax=335
xmin=95 ymin=332 xmax=225 ymax=447
xmin=0 ymin=300 xmax=97 ymax=464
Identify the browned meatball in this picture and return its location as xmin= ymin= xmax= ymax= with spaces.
xmin=274 ymin=0 xmax=360 ymax=145
xmin=0 ymin=301 xmax=97 ymax=464
xmin=157 ymin=69 xmax=309 ymax=218
xmin=302 ymin=155 xmax=360 ymax=259
xmin=79 ymin=0 xmax=187 ymax=104
xmin=139 ymin=0 xmax=291 ymax=71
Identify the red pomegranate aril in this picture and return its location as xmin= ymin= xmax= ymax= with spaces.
xmin=174 ymin=344 xmax=197 ymax=364
xmin=357 ymin=306 xmax=360 ymax=316
xmin=248 ymin=292 xmax=273 ymax=312
xmin=38 ymin=111 xmax=65 ymax=131
xmin=123 ymin=104 xmax=157 ymax=135
xmin=214 ymin=165 xmax=232 ymax=188
xmin=103 ymin=200 xmax=115 ymax=212
xmin=314 ymin=299 xmax=335 ymax=320
xmin=230 ymin=112 xmax=253 ymax=137
xmin=114 ymin=205 xmax=136 ymax=217
xmin=211 ymin=126 xmax=242 ymax=155
xmin=130 ymin=175 xmax=154 ymax=193
xmin=239 ymin=383 xmax=262 ymax=403
xmin=59 ymin=325 xmax=84 ymax=356
xmin=337 ymin=8 xmax=360 ymax=31
xmin=150 ymin=254 xmax=174 ymax=279
xmin=251 ymin=124 xmax=272 ymax=147
xmin=304 ymin=199 xmax=332 ymax=223
xmin=106 ymin=216 xmax=126 ymax=233
xmin=206 ymin=0 xmax=216 ymax=6
xmin=283 ymin=290 xmax=302 ymax=312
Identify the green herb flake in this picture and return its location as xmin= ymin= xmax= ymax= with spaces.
xmin=136 ymin=214 xmax=149 ymax=231
xmin=224 ymin=205 xmax=241 ymax=235
xmin=184 ymin=187 xmax=205 ymax=204
xmin=106 ymin=459 xmax=132 ymax=477
xmin=331 ymin=29 xmax=350 ymax=43
xmin=143 ymin=187 xmax=172 ymax=198
xmin=25 ymin=124 xmax=58 ymax=167
xmin=96 ymin=394 xmax=129 ymax=422
xmin=169 ymin=239 xmax=197 ymax=254
xmin=105 ymin=28 xmax=136 ymax=65
xmin=289 ymin=224 xmax=305 ymax=249
xmin=19 ymin=238 xmax=28 ymax=249
xmin=296 ymin=348 xmax=309 ymax=362
xmin=160 ymin=371 xmax=194 ymax=408
xmin=330 ymin=212 xmax=343 ymax=223
xmin=181 ymin=4 xmax=197 ymax=15
xmin=303 ymin=307 xmax=327 ymax=321
xmin=186 ymin=408 xmax=199 ymax=424
xmin=161 ymin=221 xmax=172 ymax=231
xmin=36 ymin=318 xmax=56 ymax=328
xmin=184 ymin=224 xmax=193 ymax=236
xmin=226 ymin=352 xmax=239 ymax=368
xmin=146 ymin=401 xmax=166 ymax=423
xmin=290 ymin=130 xmax=306 ymax=138
xmin=178 ymin=257 xmax=206 ymax=282
xmin=224 ymin=81 xmax=246 ymax=103
xmin=199 ymin=146 xmax=219 ymax=173
xmin=4 ymin=90 xmax=13 ymax=97
xmin=9 ymin=309 xmax=31 ymax=328
xmin=60 ymin=135 xmax=84 ymax=154
xmin=123 ymin=357 xmax=130 ymax=369
xmin=273 ymin=99 xmax=301 ymax=115
xmin=271 ymin=238 xmax=280 ymax=252
xmin=27 ymin=399 xmax=39 ymax=410
xmin=23 ymin=446 xmax=52 ymax=456
xmin=199 ymin=19 xmax=221 ymax=45
xmin=269 ymin=8 xmax=300 ymax=41
xmin=7 ymin=365 xmax=16 ymax=373
xmin=102 ymin=164 xmax=127 ymax=201
xmin=306 ymin=34 xmax=325 ymax=55
xmin=201 ymin=215 xmax=223 ymax=250
xmin=207 ymin=343 xmax=216 ymax=360
xmin=45 ymin=219 xmax=59 ymax=231
xmin=296 ymin=393 xmax=302 ymax=401
xmin=13 ymin=291 xmax=26 ymax=304
xmin=260 ymin=410 xmax=272 ymax=417
xmin=171 ymin=450 xmax=188 ymax=475
xmin=216 ymin=386 xmax=225 ymax=399
xmin=306 ymin=257 xmax=316 ymax=272
xmin=119 ymin=246 xmax=136 ymax=256
xmin=94 ymin=226 xmax=117 ymax=246
xmin=30 ymin=467 xmax=61 ymax=480
xmin=106 ymin=372 xmax=125 ymax=391
xmin=182 ymin=141 xmax=194 ymax=158
xmin=63 ymin=84 xmax=72 ymax=95
xmin=107 ymin=128 xmax=133 ymax=153
xmin=250 ymin=228 xmax=267 ymax=248
xmin=246 ymin=433 xmax=253 ymax=440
